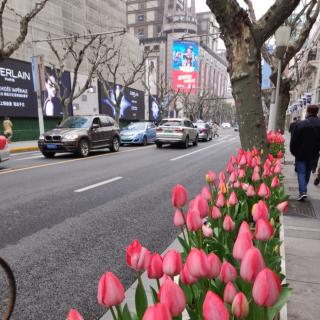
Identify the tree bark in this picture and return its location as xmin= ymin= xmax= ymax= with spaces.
xmin=276 ymin=79 xmax=291 ymax=132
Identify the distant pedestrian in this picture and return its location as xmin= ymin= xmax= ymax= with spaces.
xmin=213 ymin=122 xmax=219 ymax=138
xmin=3 ymin=116 xmax=13 ymax=143
xmin=288 ymin=117 xmax=299 ymax=135
xmin=290 ymin=105 xmax=320 ymax=201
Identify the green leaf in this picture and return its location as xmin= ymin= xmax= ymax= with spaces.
xmin=180 ymin=282 xmax=193 ymax=305
xmin=122 ymin=304 xmax=133 ymax=320
xmin=135 ymin=277 xmax=148 ymax=320
xmin=186 ymin=305 xmax=198 ymax=320
xmin=178 ymin=235 xmax=189 ymax=253
xmin=266 ymin=287 xmax=292 ymax=320
xmin=150 ymin=286 xmax=159 ymax=304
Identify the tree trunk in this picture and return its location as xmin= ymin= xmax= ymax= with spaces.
xmin=275 ymin=79 xmax=291 ymax=133
xmin=63 ymin=101 xmax=69 ymax=120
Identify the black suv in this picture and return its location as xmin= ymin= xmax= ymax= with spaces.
xmin=38 ymin=115 xmax=120 ymax=158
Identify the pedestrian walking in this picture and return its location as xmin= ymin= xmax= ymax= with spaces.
xmin=213 ymin=122 xmax=219 ymax=138
xmin=290 ymin=105 xmax=320 ymax=201
xmin=288 ymin=117 xmax=299 ymax=135
xmin=3 ymin=116 xmax=13 ymax=143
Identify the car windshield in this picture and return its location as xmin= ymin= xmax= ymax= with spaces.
xmin=196 ymin=123 xmax=206 ymax=128
xmin=59 ymin=117 xmax=91 ymax=128
xmin=126 ymin=123 xmax=146 ymax=130
xmin=160 ymin=120 xmax=182 ymax=127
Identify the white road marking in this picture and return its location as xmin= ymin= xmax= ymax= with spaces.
xmin=170 ymin=137 xmax=237 ymax=162
xmin=16 ymin=155 xmax=44 ymax=161
xmin=74 ymin=176 xmax=123 ymax=193
xmin=11 ymin=151 xmax=40 ymax=157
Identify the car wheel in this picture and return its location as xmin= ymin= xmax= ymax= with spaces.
xmin=210 ymin=133 xmax=213 ymax=140
xmin=42 ymin=151 xmax=55 ymax=158
xmin=205 ymin=133 xmax=209 ymax=142
xmin=193 ymin=135 xmax=199 ymax=146
xmin=156 ymin=142 xmax=162 ymax=148
xmin=142 ymin=135 xmax=147 ymax=146
xmin=110 ymin=136 xmax=120 ymax=152
xmin=184 ymin=136 xmax=189 ymax=149
xmin=77 ymin=139 xmax=90 ymax=157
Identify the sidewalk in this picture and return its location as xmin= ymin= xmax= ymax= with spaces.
xmin=282 ymin=137 xmax=320 ymax=320
xmin=8 ymin=140 xmax=38 ymax=153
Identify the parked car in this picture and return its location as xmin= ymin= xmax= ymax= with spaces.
xmin=155 ymin=118 xmax=198 ymax=149
xmin=0 ymin=136 xmax=10 ymax=163
xmin=38 ymin=115 xmax=120 ymax=158
xmin=194 ymin=122 xmax=212 ymax=141
xmin=234 ymin=123 xmax=239 ymax=131
xmin=221 ymin=122 xmax=231 ymax=129
xmin=120 ymin=122 xmax=156 ymax=146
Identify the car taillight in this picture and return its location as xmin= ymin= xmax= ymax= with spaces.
xmin=175 ymin=128 xmax=184 ymax=133
xmin=156 ymin=128 xmax=163 ymax=132
xmin=200 ymin=129 xmax=206 ymax=133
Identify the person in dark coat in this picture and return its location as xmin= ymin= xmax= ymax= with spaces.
xmin=289 ymin=117 xmax=298 ymax=135
xmin=290 ymin=105 xmax=320 ymax=201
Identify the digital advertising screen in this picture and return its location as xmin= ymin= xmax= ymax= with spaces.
xmin=0 ymin=58 xmax=38 ymax=118
xmin=172 ymin=40 xmax=199 ymax=93
xmin=99 ymin=82 xmax=145 ymax=121
xmin=149 ymin=95 xmax=161 ymax=121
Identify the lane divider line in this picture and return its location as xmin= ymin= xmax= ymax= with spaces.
xmin=16 ymin=155 xmax=44 ymax=161
xmin=74 ymin=177 xmax=123 ymax=193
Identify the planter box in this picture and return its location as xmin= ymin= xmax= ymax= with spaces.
xmin=279 ymin=214 xmax=287 ymax=320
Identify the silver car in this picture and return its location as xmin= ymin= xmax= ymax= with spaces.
xmin=155 ymin=118 xmax=199 ymax=148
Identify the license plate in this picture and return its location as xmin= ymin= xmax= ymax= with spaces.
xmin=164 ymin=130 xmax=172 ymax=133
xmin=46 ymin=144 xmax=58 ymax=149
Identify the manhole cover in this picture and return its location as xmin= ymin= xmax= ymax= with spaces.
xmin=287 ymin=200 xmax=316 ymax=218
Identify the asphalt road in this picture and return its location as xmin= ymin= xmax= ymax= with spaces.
xmin=0 ymin=130 xmax=240 ymax=320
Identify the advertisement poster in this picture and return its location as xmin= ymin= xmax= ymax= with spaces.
xmin=98 ymin=82 xmax=145 ymax=121
xmin=149 ymin=95 xmax=161 ymax=121
xmin=172 ymin=40 xmax=199 ymax=93
xmin=42 ymin=67 xmax=73 ymax=118
xmin=145 ymin=58 xmax=158 ymax=96
xmin=0 ymin=58 xmax=38 ymax=117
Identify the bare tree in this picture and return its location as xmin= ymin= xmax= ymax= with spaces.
xmin=206 ymin=0 xmax=301 ymax=150
xmin=97 ymin=43 xmax=151 ymax=124
xmin=0 ymin=0 xmax=49 ymax=60
xmin=181 ymin=91 xmax=211 ymax=121
xmin=46 ymin=34 xmax=115 ymax=119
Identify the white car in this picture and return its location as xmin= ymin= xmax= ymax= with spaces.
xmin=221 ymin=122 xmax=231 ymax=129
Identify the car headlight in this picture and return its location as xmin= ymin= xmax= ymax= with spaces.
xmin=39 ymin=134 xmax=45 ymax=140
xmin=63 ymin=133 xmax=78 ymax=140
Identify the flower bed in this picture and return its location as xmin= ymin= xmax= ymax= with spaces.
xmin=67 ymin=147 xmax=290 ymax=320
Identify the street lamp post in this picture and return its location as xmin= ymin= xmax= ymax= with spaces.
xmin=268 ymin=25 xmax=291 ymax=132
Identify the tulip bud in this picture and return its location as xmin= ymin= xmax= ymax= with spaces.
xmin=231 ymin=155 xmax=237 ymax=164
xmin=203 ymin=291 xmax=229 ymax=320
xmin=219 ymin=181 xmax=227 ymax=194
xmin=254 ymin=219 xmax=273 ymax=241
xmin=97 ymin=272 xmax=125 ymax=307
xmin=276 ymin=201 xmax=288 ymax=213
xmin=207 ymin=253 xmax=221 ymax=279
xmin=211 ymin=206 xmax=222 ymax=219
xmin=186 ymin=208 xmax=202 ymax=231
xmin=252 ymin=268 xmax=281 ymax=307
xmin=162 ymin=250 xmax=182 ymax=276
xmin=67 ymin=309 xmax=84 ymax=320
xmin=220 ymin=261 xmax=237 ymax=284
xmin=143 ymin=303 xmax=172 ymax=320
xmin=233 ymin=232 xmax=252 ymax=261
xmin=215 ymin=192 xmax=225 ymax=207
xmin=173 ymin=209 xmax=185 ymax=227
xmin=223 ymin=282 xmax=237 ymax=304
xmin=271 ymin=176 xmax=280 ymax=188
xmin=240 ymin=247 xmax=265 ymax=282
xmin=232 ymin=292 xmax=249 ymax=319
xmin=223 ymin=215 xmax=235 ymax=232
xmin=252 ymin=200 xmax=269 ymax=222
xmin=227 ymin=161 xmax=234 ymax=174
xmin=238 ymin=221 xmax=252 ymax=240
xmin=201 ymin=186 xmax=212 ymax=201
xmin=257 ymin=183 xmax=270 ymax=199
xmin=238 ymin=154 xmax=247 ymax=166
xmin=219 ymin=171 xmax=226 ymax=182
xmin=158 ymin=278 xmax=186 ymax=317
xmin=185 ymin=248 xmax=209 ymax=279
xmin=238 ymin=169 xmax=246 ymax=179
xmin=180 ymin=264 xmax=198 ymax=285
xmin=246 ymin=185 xmax=256 ymax=197
xmin=172 ymin=184 xmax=188 ymax=208
xmin=228 ymin=191 xmax=238 ymax=206
xmin=233 ymin=180 xmax=241 ymax=188
xmin=126 ymin=240 xmax=151 ymax=271
xmin=148 ymin=253 xmax=163 ymax=279
xmin=194 ymin=194 xmax=210 ymax=218
xmin=228 ymin=171 xmax=237 ymax=183
xmin=206 ymin=171 xmax=217 ymax=185
xmin=202 ymin=224 xmax=214 ymax=238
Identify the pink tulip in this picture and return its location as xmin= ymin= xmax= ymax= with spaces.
xmin=240 ymin=247 xmax=265 ymax=283
xmin=158 ymin=278 xmax=186 ymax=316
xmin=207 ymin=253 xmax=221 ymax=279
xmin=202 ymin=224 xmax=214 ymax=238
xmin=252 ymin=268 xmax=282 ymax=307
xmin=180 ymin=264 xmax=198 ymax=285
xmin=254 ymin=219 xmax=273 ymax=241
xmin=241 ymin=183 xmax=249 ymax=191
xmin=223 ymin=215 xmax=235 ymax=232
xmin=173 ymin=209 xmax=185 ymax=227
xmin=246 ymin=185 xmax=256 ymax=197
xmin=193 ymin=195 xmax=210 ymax=218
xmin=238 ymin=154 xmax=246 ymax=166
xmin=162 ymin=250 xmax=182 ymax=276
xmin=220 ymin=261 xmax=237 ymax=284
xmin=252 ymin=166 xmax=260 ymax=181
xmin=228 ymin=191 xmax=238 ymax=206
xmin=257 ymin=183 xmax=270 ymax=199
xmin=227 ymin=161 xmax=234 ymax=174
xmin=223 ymin=282 xmax=237 ymax=304
xmin=232 ymin=292 xmax=249 ymax=319
xmin=97 ymin=272 xmax=125 ymax=307
xmin=262 ymin=167 xmax=271 ymax=178
xmin=273 ymin=162 xmax=282 ymax=174
xmin=143 ymin=303 xmax=172 ymax=320
xmin=201 ymin=186 xmax=212 ymax=201
xmin=206 ymin=171 xmax=217 ymax=185
xmin=219 ymin=171 xmax=226 ymax=182
xmin=126 ymin=240 xmax=151 ymax=271
xmin=251 ymin=157 xmax=257 ymax=167
xmin=186 ymin=208 xmax=202 ymax=231
xmin=238 ymin=221 xmax=252 ymax=240
xmin=215 ymin=192 xmax=225 ymax=207
xmin=277 ymin=150 xmax=283 ymax=158
xmin=147 ymin=253 xmax=163 ymax=279
xmin=238 ymin=169 xmax=246 ymax=179
xmin=185 ymin=248 xmax=209 ymax=279
xmin=203 ymin=291 xmax=229 ymax=320
xmin=67 ymin=309 xmax=84 ymax=320
xmin=172 ymin=184 xmax=188 ymax=208
xmin=276 ymin=201 xmax=288 ymax=213
xmin=233 ymin=232 xmax=252 ymax=261
xmin=233 ymin=180 xmax=241 ymax=188
xmin=252 ymin=200 xmax=269 ymax=222
xmin=211 ymin=206 xmax=222 ymax=219
xmin=228 ymin=171 xmax=237 ymax=183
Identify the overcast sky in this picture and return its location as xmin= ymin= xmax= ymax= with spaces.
xmin=195 ymin=0 xmax=276 ymax=18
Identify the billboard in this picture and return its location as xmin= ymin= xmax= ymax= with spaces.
xmin=0 ymin=58 xmax=38 ymax=117
xmin=42 ymin=68 xmax=73 ymax=118
xmin=149 ymin=95 xmax=161 ymax=121
xmin=145 ymin=58 xmax=158 ymax=96
xmin=172 ymin=40 xmax=199 ymax=93
xmin=98 ymin=83 xmax=145 ymax=120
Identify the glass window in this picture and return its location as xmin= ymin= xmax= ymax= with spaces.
xmin=59 ymin=116 xmax=91 ymax=129
xmin=160 ymin=120 xmax=182 ymax=127
xmin=138 ymin=14 xmax=145 ymax=21
xmin=127 ymin=122 xmax=147 ymax=130
xmin=101 ymin=116 xmax=114 ymax=127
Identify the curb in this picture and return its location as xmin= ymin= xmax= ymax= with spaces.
xmin=9 ymin=146 xmax=39 ymax=154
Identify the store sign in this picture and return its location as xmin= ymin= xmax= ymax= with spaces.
xmin=172 ymin=40 xmax=199 ymax=93
xmin=0 ymin=58 xmax=38 ymax=117
xmin=98 ymin=82 xmax=145 ymax=120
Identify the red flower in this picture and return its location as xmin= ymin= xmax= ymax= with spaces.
xmin=143 ymin=303 xmax=172 ymax=320
xmin=66 ymin=309 xmax=84 ymax=320
xmin=228 ymin=191 xmax=238 ymax=206
xmin=97 ymin=272 xmax=125 ymax=307
xmin=211 ymin=206 xmax=222 ymax=219
xmin=201 ymin=186 xmax=212 ymax=201
xmin=223 ymin=282 xmax=237 ymax=304
xmin=202 ymin=224 xmax=214 ymax=238
xmin=203 ymin=291 xmax=229 ymax=320
xmin=223 ymin=215 xmax=235 ymax=232
xmin=180 ymin=264 xmax=198 ymax=285
xmin=254 ymin=219 xmax=274 ymax=241
xmin=220 ymin=261 xmax=237 ymax=284
xmin=246 ymin=185 xmax=256 ymax=197
xmin=147 ymin=253 xmax=163 ymax=279
xmin=257 ymin=183 xmax=270 ymax=199
xmin=126 ymin=240 xmax=151 ymax=271
xmin=173 ymin=209 xmax=185 ymax=227
xmin=162 ymin=250 xmax=182 ymax=276
xmin=276 ymin=201 xmax=288 ymax=213
xmin=238 ymin=221 xmax=252 ymax=240
xmin=172 ymin=184 xmax=188 ymax=208
xmin=206 ymin=171 xmax=217 ymax=184
xmin=233 ymin=232 xmax=252 ymax=261
xmin=193 ymin=194 xmax=210 ymax=218
xmin=240 ymin=247 xmax=265 ymax=283
xmin=185 ymin=248 xmax=209 ymax=279
xmin=186 ymin=208 xmax=202 ymax=231
xmin=232 ymin=292 xmax=249 ymax=319
xmin=207 ymin=253 xmax=221 ymax=279
xmin=271 ymin=176 xmax=280 ymax=188
xmin=215 ymin=192 xmax=225 ymax=207
xmin=252 ymin=200 xmax=269 ymax=222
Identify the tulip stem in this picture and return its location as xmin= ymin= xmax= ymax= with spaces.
xmin=181 ymin=227 xmax=188 ymax=246
xmin=110 ymin=307 xmax=117 ymax=320
xmin=156 ymin=279 xmax=161 ymax=290
xmin=116 ymin=305 xmax=123 ymax=320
